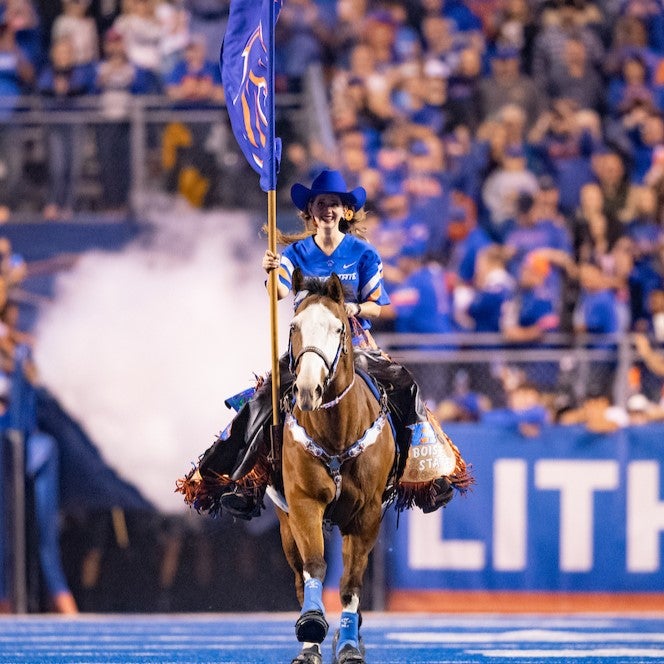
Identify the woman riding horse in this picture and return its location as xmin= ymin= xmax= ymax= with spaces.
xmin=177 ymin=169 xmax=470 ymax=519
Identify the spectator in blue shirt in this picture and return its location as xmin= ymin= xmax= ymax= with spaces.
xmin=0 ymin=4 xmax=34 ymax=221
xmin=527 ymin=98 xmax=597 ymax=216
xmin=503 ymin=190 xmax=573 ymax=285
xmin=619 ymin=0 xmax=664 ymax=55
xmin=275 ymin=0 xmax=332 ymax=92
xmin=606 ymin=48 xmax=655 ymax=120
xmin=380 ymin=246 xmax=457 ymax=398
xmin=6 ymin=0 xmax=42 ymax=72
xmin=441 ymin=0 xmax=483 ymax=34
xmin=164 ymin=33 xmax=222 ymax=106
xmin=37 ymin=34 xmax=96 ymax=220
xmin=163 ymin=33 xmax=223 ymax=207
xmin=503 ymin=246 xmax=578 ymax=388
xmin=481 ymin=381 xmax=550 ymax=438
xmin=574 ymin=261 xmax=621 ymax=335
xmin=95 ymin=27 xmax=150 ymax=212
xmin=465 ymin=243 xmax=516 ymax=333
xmin=372 ymin=184 xmax=430 ymax=287
xmin=383 ymin=246 xmax=456 ymax=334
xmin=501 ymin=249 xmax=561 ymax=344
xmin=623 ymin=106 xmax=664 ymax=184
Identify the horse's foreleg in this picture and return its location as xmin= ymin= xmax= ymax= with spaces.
xmin=276 ymin=508 xmax=305 ymax=604
xmin=277 ymin=506 xmax=326 ymax=664
xmin=287 ymin=498 xmax=330 ymax=644
xmin=334 ymin=519 xmax=381 ymax=664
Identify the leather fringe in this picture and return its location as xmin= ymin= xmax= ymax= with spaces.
xmin=443 ymin=428 xmax=474 ymax=492
xmin=175 ymin=456 xmax=271 ymax=517
xmin=394 ymin=428 xmax=474 ymax=514
xmin=394 ymin=481 xmax=436 ymax=512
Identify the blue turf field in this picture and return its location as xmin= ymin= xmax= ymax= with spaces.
xmin=1 ymin=613 xmax=663 ymax=663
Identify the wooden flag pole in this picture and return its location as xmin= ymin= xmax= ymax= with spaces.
xmin=266 ymin=0 xmax=281 ymax=463
xmin=267 ymin=188 xmax=280 ymax=425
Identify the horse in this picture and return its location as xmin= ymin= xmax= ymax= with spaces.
xmin=276 ymin=270 xmax=396 ymax=664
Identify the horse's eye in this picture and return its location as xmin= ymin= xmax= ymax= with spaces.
xmin=335 ymin=326 xmax=343 ymax=335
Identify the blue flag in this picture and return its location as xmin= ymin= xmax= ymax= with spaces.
xmin=221 ymin=0 xmax=282 ymax=192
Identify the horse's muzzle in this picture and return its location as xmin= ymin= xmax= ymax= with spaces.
xmin=293 ymin=382 xmax=323 ymax=411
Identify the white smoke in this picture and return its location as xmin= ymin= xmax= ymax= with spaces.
xmin=33 ymin=196 xmax=291 ymax=512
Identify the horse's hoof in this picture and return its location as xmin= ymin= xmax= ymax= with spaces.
xmin=291 ymin=645 xmax=322 ymax=664
xmin=295 ymin=610 xmax=329 ymax=643
xmin=333 ymin=644 xmax=365 ymax=664
xmin=331 ymin=630 xmax=366 ymax=664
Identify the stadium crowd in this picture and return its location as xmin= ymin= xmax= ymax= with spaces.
xmin=2 ymin=0 xmax=664 ymax=613
xmin=1 ymin=0 xmax=664 ymax=416
xmin=271 ymin=0 xmax=664 ymax=425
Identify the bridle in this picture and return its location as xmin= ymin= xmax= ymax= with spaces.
xmin=284 ymin=303 xmax=390 ymax=501
xmin=287 ymin=311 xmax=350 ymax=404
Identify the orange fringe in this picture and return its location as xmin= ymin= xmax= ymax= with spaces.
xmin=175 ymin=457 xmax=271 ymax=517
xmin=394 ymin=424 xmax=474 ymax=513
xmin=442 ymin=428 xmax=474 ymax=493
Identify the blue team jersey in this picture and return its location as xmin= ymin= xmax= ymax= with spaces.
xmin=578 ymin=289 xmax=619 ymax=334
xmin=390 ymin=264 xmax=455 ymax=333
xmin=278 ymin=234 xmax=390 ymax=329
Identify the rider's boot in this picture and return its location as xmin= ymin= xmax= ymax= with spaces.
xmin=202 ymin=382 xmax=273 ymax=519
xmin=194 ymin=360 xmax=292 ymax=519
xmin=354 ymin=349 xmax=463 ymax=512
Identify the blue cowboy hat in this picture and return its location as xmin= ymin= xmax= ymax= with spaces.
xmin=290 ymin=169 xmax=367 ymax=211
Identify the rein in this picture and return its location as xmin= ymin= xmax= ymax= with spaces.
xmin=320 ymin=376 xmax=355 ymax=409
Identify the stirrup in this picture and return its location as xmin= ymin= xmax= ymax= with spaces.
xmin=219 ymin=487 xmax=262 ymax=520
xmin=421 ymin=476 xmax=454 ymax=514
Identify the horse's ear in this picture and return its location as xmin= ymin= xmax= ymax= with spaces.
xmin=326 ymin=273 xmax=345 ymax=305
xmin=292 ymin=268 xmax=304 ymax=294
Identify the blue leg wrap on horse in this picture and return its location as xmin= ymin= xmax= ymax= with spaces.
xmin=337 ymin=611 xmax=359 ymax=652
xmin=301 ymin=578 xmax=324 ymax=614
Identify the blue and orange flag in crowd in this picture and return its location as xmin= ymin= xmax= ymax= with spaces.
xmin=221 ymin=0 xmax=282 ymax=192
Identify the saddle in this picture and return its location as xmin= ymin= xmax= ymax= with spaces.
xmin=176 ymin=354 xmax=472 ymax=519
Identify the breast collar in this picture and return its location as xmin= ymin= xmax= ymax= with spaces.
xmin=283 ymin=384 xmax=389 ymax=500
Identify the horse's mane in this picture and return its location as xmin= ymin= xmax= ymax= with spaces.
xmin=295 ymin=274 xmax=354 ymax=303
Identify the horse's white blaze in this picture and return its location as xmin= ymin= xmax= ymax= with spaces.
xmin=293 ymin=303 xmax=343 ymax=411
xmin=342 ymin=594 xmax=360 ymax=613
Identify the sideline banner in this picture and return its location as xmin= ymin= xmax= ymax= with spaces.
xmin=384 ymin=423 xmax=664 ymax=593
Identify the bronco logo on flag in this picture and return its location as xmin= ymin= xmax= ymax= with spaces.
xmin=221 ymin=0 xmax=282 ymax=192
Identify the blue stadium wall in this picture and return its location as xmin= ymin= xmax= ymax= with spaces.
xmin=325 ymin=423 xmax=664 ymax=611
xmin=387 ymin=423 xmax=664 ymax=610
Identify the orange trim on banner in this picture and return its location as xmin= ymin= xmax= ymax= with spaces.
xmin=387 ymin=591 xmax=664 ymax=613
